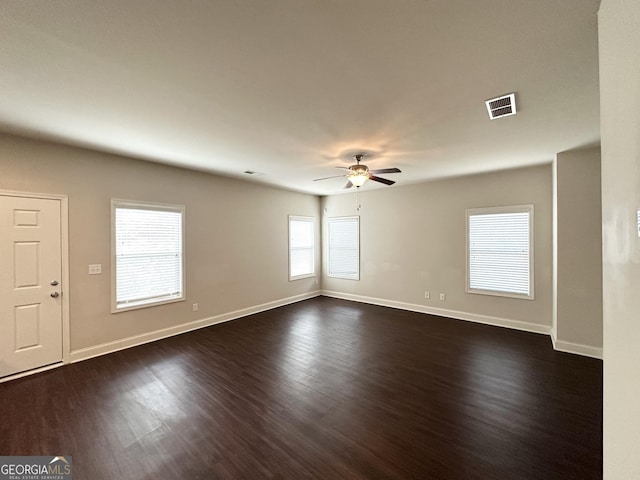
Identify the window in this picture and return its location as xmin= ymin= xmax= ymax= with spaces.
xmin=289 ymin=216 xmax=315 ymax=280
xmin=112 ymin=200 xmax=185 ymax=312
xmin=466 ymin=205 xmax=533 ymax=299
xmin=328 ymin=216 xmax=359 ymax=280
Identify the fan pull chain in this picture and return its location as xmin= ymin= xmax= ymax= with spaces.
xmin=356 ymin=188 xmax=361 ymax=211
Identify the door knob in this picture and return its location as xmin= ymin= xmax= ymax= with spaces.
xmin=50 ymin=292 xmax=60 ymax=298
xmin=50 ymin=280 xmax=59 ymax=286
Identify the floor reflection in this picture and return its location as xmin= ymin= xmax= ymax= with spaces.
xmin=458 ymin=340 xmax=540 ymax=467
xmin=274 ymin=307 xmax=366 ymax=413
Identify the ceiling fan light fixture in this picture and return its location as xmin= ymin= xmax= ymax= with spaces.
xmin=348 ymin=172 xmax=369 ymax=187
xmin=313 ymin=152 xmax=400 ymax=189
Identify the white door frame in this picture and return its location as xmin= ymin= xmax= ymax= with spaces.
xmin=0 ymin=189 xmax=70 ymax=382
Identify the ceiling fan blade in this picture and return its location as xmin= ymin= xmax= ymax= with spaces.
xmin=314 ymin=174 xmax=346 ymax=181
xmin=369 ymin=175 xmax=395 ymax=186
xmin=369 ymin=167 xmax=401 ymax=174
xmin=344 ymin=180 xmax=354 ymax=189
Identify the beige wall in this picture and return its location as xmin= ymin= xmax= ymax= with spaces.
xmin=599 ymin=0 xmax=640 ymax=477
xmin=321 ymin=165 xmax=553 ymax=330
xmin=1 ymin=131 xmax=606 ymax=371
xmin=0 ymin=133 xmax=320 ymax=352
xmin=553 ymin=147 xmax=602 ymax=352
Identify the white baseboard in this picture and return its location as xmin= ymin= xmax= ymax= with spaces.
xmin=550 ymin=327 xmax=558 ymax=353
xmin=69 ymin=290 xmax=321 ymax=364
xmin=322 ymin=290 xmax=550 ymax=335
xmin=551 ymin=333 xmax=603 ymax=359
xmin=8 ymin=289 xmax=601 ymax=381
xmin=0 ymin=362 xmax=63 ymax=384
xmin=323 ymin=290 xmax=603 ymax=359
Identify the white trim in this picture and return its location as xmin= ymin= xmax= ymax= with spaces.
xmin=69 ymin=291 xmax=321 ymax=363
xmin=466 ymin=204 xmax=535 ymax=300
xmin=0 ymin=189 xmax=71 ymax=371
xmin=288 ymin=215 xmax=316 ymax=281
xmin=551 ymin=331 xmax=603 ymax=359
xmin=327 ymin=216 xmax=360 ymax=280
xmin=324 ymin=290 xmax=603 ymax=359
xmin=321 ymin=290 xmax=550 ymax=335
xmin=60 ymin=196 xmax=71 ymax=365
xmin=111 ymin=199 xmax=186 ymax=313
xmin=0 ymin=362 xmax=63 ymax=384
xmin=552 ymin=158 xmax=559 ymax=345
xmin=0 ymin=189 xmax=69 ymax=201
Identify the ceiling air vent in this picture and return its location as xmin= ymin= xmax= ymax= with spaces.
xmin=485 ymin=93 xmax=516 ymax=120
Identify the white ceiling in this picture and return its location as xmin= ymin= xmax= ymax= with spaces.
xmin=0 ymin=0 xmax=601 ymax=195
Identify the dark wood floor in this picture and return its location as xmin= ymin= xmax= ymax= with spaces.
xmin=0 ymin=297 xmax=602 ymax=479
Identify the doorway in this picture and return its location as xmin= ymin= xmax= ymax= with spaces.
xmin=0 ymin=192 xmax=69 ymax=379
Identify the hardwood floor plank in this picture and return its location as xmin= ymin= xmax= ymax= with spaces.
xmin=0 ymin=297 xmax=602 ymax=479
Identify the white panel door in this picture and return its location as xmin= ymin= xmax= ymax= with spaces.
xmin=0 ymin=195 xmax=63 ymax=377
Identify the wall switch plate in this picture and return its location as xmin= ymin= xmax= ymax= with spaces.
xmin=439 ymin=293 xmax=446 ymax=301
xmin=88 ymin=264 xmax=102 ymax=275
xmin=424 ymin=291 xmax=430 ymax=299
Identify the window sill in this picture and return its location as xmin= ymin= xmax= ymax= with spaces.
xmin=112 ymin=294 xmax=185 ymax=313
xmin=289 ymin=273 xmax=316 ymax=282
xmin=466 ymin=288 xmax=534 ymax=301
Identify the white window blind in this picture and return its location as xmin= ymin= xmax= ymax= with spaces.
xmin=467 ymin=206 xmax=533 ymax=299
xmin=289 ymin=216 xmax=315 ymax=280
xmin=113 ymin=201 xmax=185 ymax=311
xmin=328 ymin=216 xmax=359 ymax=280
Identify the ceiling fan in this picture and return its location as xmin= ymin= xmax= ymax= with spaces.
xmin=313 ymin=154 xmax=401 ymax=189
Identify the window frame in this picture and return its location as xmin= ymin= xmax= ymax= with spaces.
xmin=111 ymin=199 xmax=186 ymax=313
xmin=288 ymin=215 xmax=316 ymax=281
xmin=465 ymin=204 xmax=534 ymax=300
xmin=327 ymin=216 xmax=360 ymax=281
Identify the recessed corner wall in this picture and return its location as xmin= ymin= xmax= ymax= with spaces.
xmin=321 ymin=165 xmax=552 ymax=332
xmin=0 ymin=133 xmax=321 ymax=355
xmin=553 ymin=147 xmax=603 ymax=357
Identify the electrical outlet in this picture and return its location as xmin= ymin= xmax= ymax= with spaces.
xmin=424 ymin=291 xmax=430 ymax=299
xmin=192 ymin=303 xmax=199 ymax=312
xmin=88 ymin=264 xmax=102 ymax=275
xmin=439 ymin=293 xmax=446 ymax=301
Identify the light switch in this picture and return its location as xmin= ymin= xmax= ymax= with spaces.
xmin=89 ymin=264 xmax=102 ymax=275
